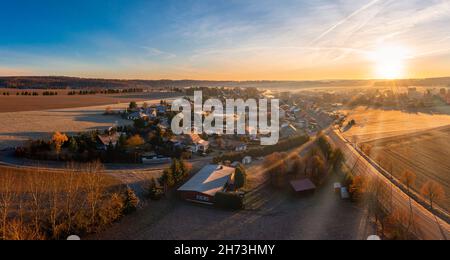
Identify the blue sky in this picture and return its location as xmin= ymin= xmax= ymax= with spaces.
xmin=1 ymin=0 xmax=450 ymax=80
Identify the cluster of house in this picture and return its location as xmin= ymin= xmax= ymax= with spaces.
xmin=96 ymin=131 xmax=122 ymax=151
xmin=438 ymin=87 xmax=450 ymax=105
xmin=278 ymin=104 xmax=310 ymax=137
xmin=170 ymin=133 xmax=210 ymax=154
xmin=127 ymin=104 xmax=167 ymax=120
xmin=406 ymin=87 xmax=450 ymax=107
xmin=278 ymin=100 xmax=342 ymax=136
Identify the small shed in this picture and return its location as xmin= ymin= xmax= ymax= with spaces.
xmin=290 ymin=179 xmax=316 ymax=195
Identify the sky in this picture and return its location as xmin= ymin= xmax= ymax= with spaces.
xmin=0 ymin=0 xmax=450 ymax=80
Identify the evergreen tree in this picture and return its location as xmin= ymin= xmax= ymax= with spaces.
xmin=68 ymin=137 xmax=79 ymax=153
xmin=234 ymin=164 xmax=247 ymax=189
xmin=123 ymin=188 xmax=139 ymax=214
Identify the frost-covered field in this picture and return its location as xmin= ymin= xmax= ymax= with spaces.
xmin=0 ymin=99 xmax=165 ymax=149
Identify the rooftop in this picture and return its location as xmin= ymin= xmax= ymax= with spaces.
xmin=178 ymin=165 xmax=235 ymax=196
xmin=290 ymin=179 xmax=317 ymax=193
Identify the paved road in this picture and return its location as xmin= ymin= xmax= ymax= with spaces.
xmin=0 ymin=150 xmax=211 ymax=171
xmin=329 ymin=128 xmax=450 ymax=240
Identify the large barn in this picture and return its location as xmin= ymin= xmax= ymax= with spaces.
xmin=178 ymin=165 xmax=235 ymax=204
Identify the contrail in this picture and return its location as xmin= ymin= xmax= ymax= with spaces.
xmin=312 ymin=0 xmax=383 ymax=44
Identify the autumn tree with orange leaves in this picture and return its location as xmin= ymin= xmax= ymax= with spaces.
xmin=51 ymin=132 xmax=68 ymax=160
xmin=421 ymin=181 xmax=445 ymax=210
xmin=126 ymin=134 xmax=145 ymax=147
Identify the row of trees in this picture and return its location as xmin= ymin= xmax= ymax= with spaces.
xmin=348 ymin=169 xmax=445 ymax=239
xmin=264 ymin=134 xmax=344 ymax=189
xmin=0 ymin=162 xmax=139 ymax=240
xmin=359 ymin=140 xmax=447 ymax=224
xmin=42 ymin=91 xmax=58 ymax=96
xmin=67 ymin=88 xmax=144 ymax=96
xmin=13 ymin=91 xmax=39 ymax=96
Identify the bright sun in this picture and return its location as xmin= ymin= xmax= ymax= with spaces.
xmin=369 ymin=45 xmax=410 ymax=79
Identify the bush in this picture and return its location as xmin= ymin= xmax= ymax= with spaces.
xmin=147 ymin=178 xmax=164 ymax=200
xmin=214 ymin=192 xmax=244 ymax=210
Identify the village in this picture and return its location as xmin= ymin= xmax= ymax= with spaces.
xmin=10 ymin=86 xmax=349 ymax=207
xmin=2 ymin=84 xmax=449 ymax=240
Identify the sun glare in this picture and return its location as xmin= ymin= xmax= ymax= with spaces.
xmin=369 ymin=45 xmax=410 ymax=79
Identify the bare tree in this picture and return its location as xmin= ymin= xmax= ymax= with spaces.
xmin=63 ymin=163 xmax=82 ymax=235
xmin=365 ymin=177 xmax=390 ymax=239
xmin=28 ymin=169 xmax=47 ymax=237
xmin=84 ymin=161 xmax=107 ymax=231
xmin=0 ymin=170 xmax=16 ymax=240
xmin=400 ymin=170 xmax=417 ymax=234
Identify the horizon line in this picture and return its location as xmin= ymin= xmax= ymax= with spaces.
xmin=1 ymin=75 xmax=450 ymax=83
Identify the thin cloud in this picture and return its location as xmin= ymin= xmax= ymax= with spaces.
xmin=311 ymin=0 xmax=384 ymax=45
xmin=141 ymin=47 xmax=176 ymax=59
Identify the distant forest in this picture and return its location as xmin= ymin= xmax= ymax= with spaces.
xmin=0 ymin=76 xmax=449 ymax=90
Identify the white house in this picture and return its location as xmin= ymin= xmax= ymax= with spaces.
xmin=242 ymin=156 xmax=252 ymax=165
xmin=186 ymin=134 xmax=209 ymax=153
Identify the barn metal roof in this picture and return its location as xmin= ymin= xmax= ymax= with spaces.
xmin=178 ymin=165 xmax=234 ymax=196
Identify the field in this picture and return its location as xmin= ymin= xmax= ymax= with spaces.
xmin=365 ymin=126 xmax=450 ymax=212
xmin=341 ymin=107 xmax=450 ymax=143
xmin=0 ymin=91 xmax=181 ymax=149
xmin=342 ymin=107 xmax=450 ymax=212
xmin=0 ymin=89 xmax=179 ymax=112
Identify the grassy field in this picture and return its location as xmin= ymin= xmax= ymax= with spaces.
xmin=341 ymin=107 xmax=450 ymax=212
